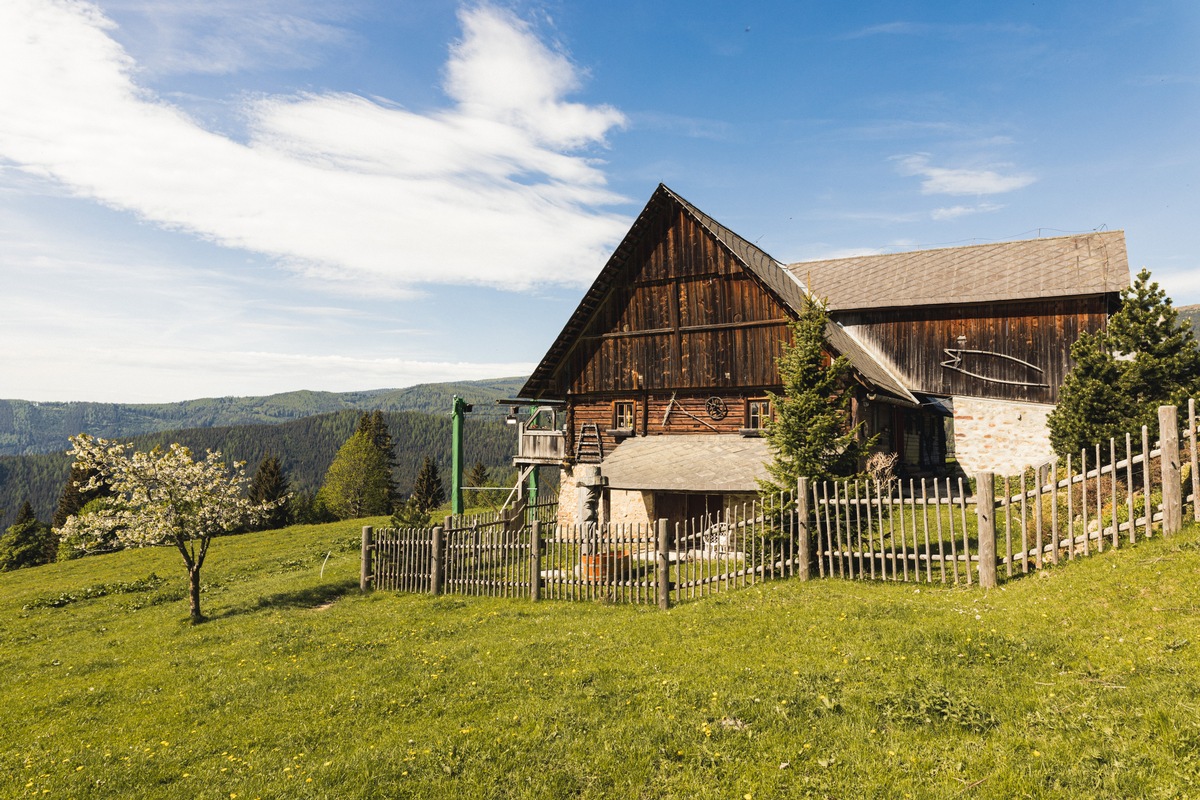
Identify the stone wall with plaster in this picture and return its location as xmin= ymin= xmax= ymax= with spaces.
xmin=556 ymin=466 xmax=581 ymax=527
xmin=952 ymin=396 xmax=1055 ymax=476
xmin=607 ymin=489 xmax=654 ymax=527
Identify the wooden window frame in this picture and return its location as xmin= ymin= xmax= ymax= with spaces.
xmin=746 ymin=398 xmax=772 ymax=431
xmin=611 ymin=400 xmax=636 ymax=434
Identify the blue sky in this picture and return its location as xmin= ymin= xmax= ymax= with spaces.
xmin=1 ymin=0 xmax=1197 ymax=402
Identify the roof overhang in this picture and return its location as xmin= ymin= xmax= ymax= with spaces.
xmin=600 ymin=435 xmax=771 ymax=493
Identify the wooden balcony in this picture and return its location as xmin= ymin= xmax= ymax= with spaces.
xmin=512 ymin=405 xmax=566 ymax=466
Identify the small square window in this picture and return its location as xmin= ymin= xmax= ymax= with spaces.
xmin=613 ymin=401 xmax=635 ymax=430
xmin=747 ymin=399 xmax=771 ymax=430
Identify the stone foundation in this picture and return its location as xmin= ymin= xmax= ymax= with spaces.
xmin=607 ymin=489 xmax=654 ymax=526
xmin=555 ymin=466 xmax=582 ymax=527
xmin=952 ymin=396 xmax=1055 ymax=476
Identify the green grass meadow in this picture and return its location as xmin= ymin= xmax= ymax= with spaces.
xmin=3 ymin=517 xmax=1200 ymax=798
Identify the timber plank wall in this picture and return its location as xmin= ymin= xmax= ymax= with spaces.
xmin=563 ymin=207 xmax=791 ymax=396
xmin=836 ymin=297 xmax=1112 ymax=404
xmin=568 ymin=393 xmax=771 ymax=457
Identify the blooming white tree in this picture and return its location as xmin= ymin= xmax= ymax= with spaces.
xmin=58 ymin=434 xmax=284 ymax=623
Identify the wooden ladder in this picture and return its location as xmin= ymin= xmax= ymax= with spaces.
xmin=574 ymin=423 xmax=603 ymax=462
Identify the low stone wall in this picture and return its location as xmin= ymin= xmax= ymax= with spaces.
xmin=952 ymin=396 xmax=1055 ymax=476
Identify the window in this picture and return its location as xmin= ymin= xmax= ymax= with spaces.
xmin=613 ymin=400 xmax=635 ymax=431
xmin=747 ymin=399 xmax=771 ymax=430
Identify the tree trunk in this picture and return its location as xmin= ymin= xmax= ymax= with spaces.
xmin=189 ymin=565 xmax=204 ymax=624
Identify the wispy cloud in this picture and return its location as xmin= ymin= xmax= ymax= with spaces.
xmin=0 ymin=1 xmax=629 ymax=295
xmin=100 ymin=0 xmax=355 ymax=75
xmin=931 ymin=203 xmax=1003 ymax=220
xmin=894 ymin=154 xmax=1035 ymax=196
xmin=842 ymin=21 xmax=1038 ymax=40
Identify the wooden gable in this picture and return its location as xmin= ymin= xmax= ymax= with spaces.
xmin=550 ymin=198 xmax=791 ymax=397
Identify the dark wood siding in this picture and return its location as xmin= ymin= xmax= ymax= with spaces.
xmin=558 ymin=207 xmax=791 ymax=396
xmin=837 ymin=297 xmax=1112 ymax=404
xmin=566 ymin=392 xmax=771 ymax=459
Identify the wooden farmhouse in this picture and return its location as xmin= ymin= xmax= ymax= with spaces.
xmin=513 ymin=184 xmax=1130 ymax=530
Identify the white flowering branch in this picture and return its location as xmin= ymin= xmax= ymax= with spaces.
xmin=58 ymin=434 xmax=286 ymax=623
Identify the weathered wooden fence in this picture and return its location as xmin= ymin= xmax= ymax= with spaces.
xmin=363 ymin=402 xmax=1198 ymax=603
xmin=362 ymin=490 xmax=807 ymax=607
xmin=813 ymin=402 xmax=1196 ymax=587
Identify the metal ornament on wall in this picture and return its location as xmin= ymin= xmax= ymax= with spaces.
xmin=940 ymin=349 xmax=1050 ymax=388
xmin=705 ymin=396 xmax=728 ymax=420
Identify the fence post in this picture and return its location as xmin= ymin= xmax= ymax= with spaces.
xmin=656 ymin=518 xmax=671 ymax=610
xmin=530 ymin=520 xmax=542 ymax=602
xmin=1190 ymin=398 xmax=1199 ymax=522
xmin=360 ymin=526 xmax=374 ymax=592
xmin=1160 ymin=405 xmax=1182 ymax=536
xmin=976 ymin=473 xmax=997 ymax=589
xmin=430 ymin=526 xmax=444 ymax=596
xmin=796 ymin=477 xmax=811 ymax=581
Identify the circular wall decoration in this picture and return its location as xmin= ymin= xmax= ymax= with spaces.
xmin=705 ymin=396 xmax=728 ymax=420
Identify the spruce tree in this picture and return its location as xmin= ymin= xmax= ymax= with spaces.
xmin=316 ymin=432 xmax=393 ymax=520
xmin=1049 ymin=269 xmax=1200 ymax=460
xmin=410 ymin=456 xmax=446 ymax=513
xmin=465 ymin=461 xmax=491 ymax=507
xmin=0 ymin=500 xmax=57 ymax=571
xmin=52 ymin=463 xmax=105 ymax=529
xmin=356 ymin=411 xmax=399 ymax=510
xmin=248 ymin=455 xmax=291 ymax=530
xmin=762 ymin=295 xmax=868 ymax=493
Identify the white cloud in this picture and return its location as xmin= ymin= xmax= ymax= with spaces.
xmin=0 ymin=1 xmax=629 ymax=294
xmin=931 ymin=202 xmax=1003 ymax=220
xmin=0 ymin=228 xmax=532 ymax=402
xmin=100 ymin=0 xmax=354 ymax=75
xmin=895 ymin=154 xmax=1035 ymax=196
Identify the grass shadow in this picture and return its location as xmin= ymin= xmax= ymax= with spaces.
xmin=216 ymin=578 xmax=359 ymax=618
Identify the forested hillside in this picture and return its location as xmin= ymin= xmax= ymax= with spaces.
xmin=0 ymin=410 xmax=521 ymax=528
xmin=0 ymin=377 xmax=525 ymax=455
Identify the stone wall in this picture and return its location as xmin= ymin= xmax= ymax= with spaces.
xmin=952 ymin=396 xmax=1055 ymax=476
xmin=555 ymin=466 xmax=581 ymax=527
xmin=607 ymin=489 xmax=654 ymax=526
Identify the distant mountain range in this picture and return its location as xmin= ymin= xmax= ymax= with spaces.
xmin=0 ymin=377 xmax=537 ymax=528
xmin=0 ymin=377 xmax=527 ymax=456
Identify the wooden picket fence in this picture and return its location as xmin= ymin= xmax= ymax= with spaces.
xmin=812 ymin=402 xmax=1196 ymax=587
xmin=362 ymin=490 xmax=806 ymax=607
xmin=364 ymin=401 xmax=1198 ymax=603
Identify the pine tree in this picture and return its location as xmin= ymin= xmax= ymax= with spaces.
xmin=1049 ymin=269 xmax=1200 ymax=460
xmin=762 ymin=295 xmax=868 ymax=493
xmin=465 ymin=461 xmax=491 ymax=507
xmin=317 ymin=432 xmax=393 ymax=521
xmin=0 ymin=500 xmax=57 ymax=570
xmin=52 ymin=464 xmax=105 ymax=529
xmin=356 ymin=411 xmax=398 ymax=510
xmin=248 ymin=455 xmax=291 ymax=530
xmin=410 ymin=456 xmax=446 ymax=513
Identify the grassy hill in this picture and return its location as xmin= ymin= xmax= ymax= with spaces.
xmin=2 ymin=518 xmax=1199 ymax=798
xmin=0 ymin=409 xmax=522 ymax=528
xmin=0 ymin=376 xmax=527 ymax=456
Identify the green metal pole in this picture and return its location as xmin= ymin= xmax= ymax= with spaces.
xmin=451 ymin=395 xmax=469 ymax=515
xmin=527 ymin=466 xmax=539 ymax=506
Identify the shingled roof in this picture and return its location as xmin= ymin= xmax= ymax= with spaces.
xmin=601 ymin=435 xmax=771 ymax=492
xmin=787 ymin=231 xmax=1129 ymax=311
xmin=520 ymin=184 xmax=917 ymax=404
